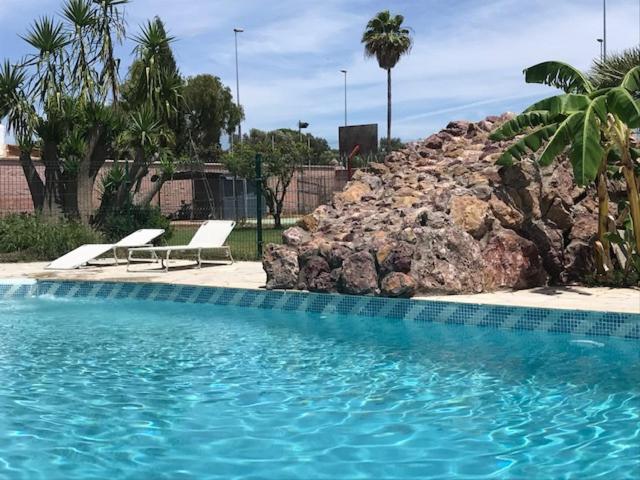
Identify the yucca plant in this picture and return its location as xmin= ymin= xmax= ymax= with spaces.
xmin=128 ymin=17 xmax=182 ymax=125
xmin=63 ymin=0 xmax=98 ymax=102
xmin=590 ymin=46 xmax=640 ymax=90
xmin=21 ymin=17 xmax=69 ymax=104
xmin=92 ymin=0 xmax=128 ymax=103
xmin=491 ymin=62 xmax=640 ymax=275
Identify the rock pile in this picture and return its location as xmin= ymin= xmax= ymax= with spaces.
xmin=263 ymin=114 xmax=600 ymax=297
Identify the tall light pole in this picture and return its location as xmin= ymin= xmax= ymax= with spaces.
xmin=233 ymin=28 xmax=244 ymax=222
xmin=234 ymin=28 xmax=244 ymax=144
xmin=602 ymin=0 xmax=607 ymax=61
xmin=340 ymin=69 xmax=348 ymax=126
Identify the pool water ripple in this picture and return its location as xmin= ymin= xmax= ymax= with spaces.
xmin=0 ymin=296 xmax=638 ymax=479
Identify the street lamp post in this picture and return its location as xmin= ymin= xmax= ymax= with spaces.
xmin=602 ymin=0 xmax=607 ymax=61
xmin=298 ymin=121 xmax=309 ymax=141
xmin=233 ymin=28 xmax=244 ymax=222
xmin=597 ymin=38 xmax=604 ymax=61
xmin=340 ymin=69 xmax=347 ymax=127
xmin=234 ymin=28 xmax=244 ymax=144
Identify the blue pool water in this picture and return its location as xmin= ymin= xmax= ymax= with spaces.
xmin=0 ymin=296 xmax=638 ymax=479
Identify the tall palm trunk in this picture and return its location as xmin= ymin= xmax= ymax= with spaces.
xmin=386 ymin=68 xmax=392 ymax=153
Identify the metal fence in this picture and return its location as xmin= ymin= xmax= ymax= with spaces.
xmin=0 ymin=156 xmax=350 ymax=261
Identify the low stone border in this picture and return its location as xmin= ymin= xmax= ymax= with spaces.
xmin=1 ymin=279 xmax=639 ymax=340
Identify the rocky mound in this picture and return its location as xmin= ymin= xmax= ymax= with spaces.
xmin=263 ymin=114 xmax=601 ymax=297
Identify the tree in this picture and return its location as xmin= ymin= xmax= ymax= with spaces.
xmin=0 ymin=1 xmax=125 ymax=221
xmin=182 ymin=74 xmax=242 ymax=162
xmin=590 ymin=46 xmax=640 ymax=89
xmin=116 ymin=16 xmax=184 ymax=208
xmin=362 ymin=10 xmax=412 ymax=153
xmin=123 ymin=17 xmax=182 ymax=123
xmin=93 ymin=0 xmax=127 ymax=104
xmin=223 ymin=129 xmax=308 ymax=228
xmin=380 ymin=137 xmax=405 ymax=151
xmin=490 ymin=61 xmax=640 ymax=276
xmin=246 ymin=128 xmax=330 ymax=165
xmin=0 ymin=1 xmax=181 ymax=224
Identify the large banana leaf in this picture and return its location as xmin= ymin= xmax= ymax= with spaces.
xmin=569 ymin=98 xmax=606 ymax=186
xmin=489 ymin=111 xmax=550 ymax=140
xmin=537 ymin=112 xmax=583 ymax=166
xmin=524 ymin=61 xmax=593 ymax=94
xmin=496 ymin=123 xmax=559 ymax=166
xmin=607 ymin=87 xmax=640 ymax=128
xmin=523 ymin=94 xmax=590 ymax=116
xmin=621 ymin=66 xmax=640 ymax=93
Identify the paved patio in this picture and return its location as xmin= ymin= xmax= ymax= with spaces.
xmin=1 ymin=261 xmax=638 ymax=314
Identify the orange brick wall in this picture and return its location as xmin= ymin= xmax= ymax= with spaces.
xmin=0 ymin=158 xmax=345 ymax=218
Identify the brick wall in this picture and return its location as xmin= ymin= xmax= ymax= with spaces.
xmin=0 ymin=157 xmax=345 ymax=218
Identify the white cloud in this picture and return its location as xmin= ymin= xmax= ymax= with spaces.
xmin=1 ymin=0 xmax=638 ymax=145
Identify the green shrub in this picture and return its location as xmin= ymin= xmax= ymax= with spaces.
xmin=0 ymin=214 xmax=104 ymax=262
xmin=99 ymin=202 xmax=172 ymax=243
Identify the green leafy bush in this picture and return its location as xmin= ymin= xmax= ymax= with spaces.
xmin=0 ymin=214 xmax=104 ymax=262
xmin=99 ymin=202 xmax=172 ymax=243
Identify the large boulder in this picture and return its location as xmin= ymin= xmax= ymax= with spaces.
xmin=410 ymin=227 xmax=485 ymax=294
xmin=339 ymin=251 xmax=379 ymax=295
xmin=483 ymin=229 xmax=548 ymax=290
xmin=298 ymin=255 xmax=335 ymax=293
xmin=262 ymin=113 xmax=608 ymax=297
xmin=449 ymin=195 xmax=492 ymax=239
xmin=376 ymin=241 xmax=413 ymax=275
xmin=263 ymin=245 xmax=299 ymax=290
xmin=381 ymin=272 xmax=417 ymax=298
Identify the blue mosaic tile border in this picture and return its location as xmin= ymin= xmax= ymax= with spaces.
xmin=1 ymin=279 xmax=639 ymax=340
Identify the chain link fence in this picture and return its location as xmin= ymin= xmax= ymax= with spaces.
xmin=0 ymin=154 xmax=352 ymax=261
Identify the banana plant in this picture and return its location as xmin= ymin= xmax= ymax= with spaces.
xmin=490 ymin=62 xmax=640 ymax=274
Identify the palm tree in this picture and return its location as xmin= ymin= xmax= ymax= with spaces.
xmin=490 ymin=62 xmax=640 ymax=275
xmin=361 ymin=10 xmax=412 ymax=152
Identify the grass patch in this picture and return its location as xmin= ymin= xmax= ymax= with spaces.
xmin=0 ymin=216 xmax=283 ymax=263
xmin=170 ymin=224 xmax=284 ymax=261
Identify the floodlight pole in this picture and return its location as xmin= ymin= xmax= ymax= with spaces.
xmin=234 ymin=28 xmax=244 ymax=144
xmin=603 ymin=0 xmax=607 ymax=61
xmin=341 ymin=69 xmax=348 ymax=126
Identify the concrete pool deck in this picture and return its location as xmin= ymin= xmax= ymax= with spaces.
xmin=0 ymin=261 xmax=638 ymax=314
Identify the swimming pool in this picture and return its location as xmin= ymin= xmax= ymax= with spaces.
xmin=0 ymin=283 xmax=638 ymax=479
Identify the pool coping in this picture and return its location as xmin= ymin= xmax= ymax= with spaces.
xmin=1 ymin=278 xmax=639 ymax=340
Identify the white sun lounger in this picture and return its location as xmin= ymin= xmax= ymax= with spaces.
xmin=127 ymin=220 xmax=235 ymax=272
xmin=46 ymin=229 xmax=165 ymax=270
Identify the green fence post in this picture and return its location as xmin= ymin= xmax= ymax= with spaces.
xmin=255 ymin=153 xmax=263 ymax=258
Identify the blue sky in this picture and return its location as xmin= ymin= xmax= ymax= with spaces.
xmin=0 ymin=0 xmax=638 ymax=146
